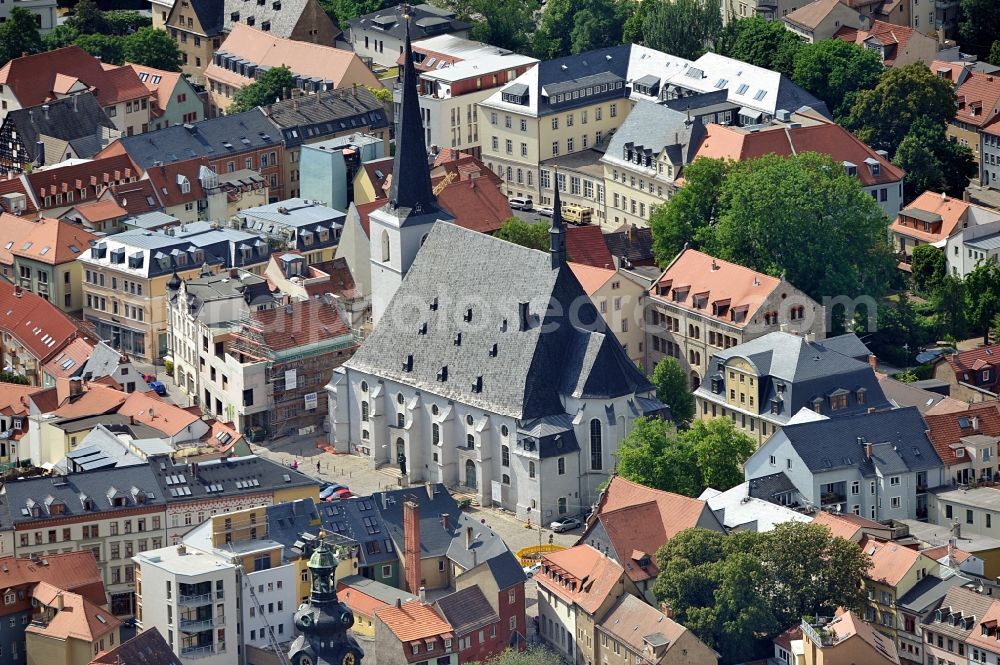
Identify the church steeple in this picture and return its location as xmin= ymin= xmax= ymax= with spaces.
xmin=549 ymin=169 xmax=565 ymax=270
xmin=389 ymin=8 xmax=436 ymax=214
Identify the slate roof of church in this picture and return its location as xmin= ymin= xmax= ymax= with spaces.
xmin=345 ymin=222 xmax=654 ymax=419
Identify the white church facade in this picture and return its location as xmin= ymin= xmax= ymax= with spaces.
xmin=325 ymin=20 xmax=667 ymax=521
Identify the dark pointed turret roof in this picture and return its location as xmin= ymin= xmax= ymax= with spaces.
xmin=549 ymin=169 xmax=565 ymax=269
xmin=388 ymin=13 xmax=437 ymax=215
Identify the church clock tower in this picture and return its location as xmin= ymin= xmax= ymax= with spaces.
xmin=287 ymin=532 xmax=364 ymax=665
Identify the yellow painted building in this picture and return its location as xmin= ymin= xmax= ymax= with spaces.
xmin=165 ymin=0 xmax=221 ymax=83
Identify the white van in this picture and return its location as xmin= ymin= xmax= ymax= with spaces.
xmin=508 ymin=196 xmax=534 ymax=211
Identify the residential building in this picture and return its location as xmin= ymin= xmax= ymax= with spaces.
xmin=813 ymin=508 xmax=901 ymax=543
xmin=300 ymin=134 xmax=385 ymax=211
xmin=578 ymin=476 xmax=726 ymax=602
xmin=219 ymin=0 xmax=341 ymax=47
xmin=0 ymin=382 xmax=44 ymax=462
xmin=434 ymin=586 xmax=503 ymax=664
xmin=0 ymin=93 xmax=119 ymax=173
xmin=126 ymin=63 xmax=205 ymax=131
xmin=834 ymin=21 xmax=939 ymax=67
xmin=237 ymin=198 xmax=346 ymax=264
xmin=142 ymin=159 xmax=217 ymax=223
xmin=3 ymin=465 xmax=168 ymax=616
xmin=261 ymin=89 xmax=390 ymax=200
xmin=346 ymin=4 xmax=471 ymax=68
xmin=373 ymin=600 xmax=456 ymax=665
xmin=106 ymin=108 xmax=286 ymax=200
xmin=932 ymin=345 xmax=1000 ymax=402
xmin=927 ymin=485 xmax=1000 ymax=543
xmin=568 ymin=263 xmax=646 ymax=366
xmin=891 ymin=191 xmax=1000 ymax=274
xmin=698 ymin=481 xmax=812 ymax=531
xmin=695 ymin=331 xmax=889 ymax=441
xmin=933 ymin=60 xmax=1000 ymax=165
xmin=720 ymin=0 xmax=810 ymax=23
xmin=0 ymin=47 xmax=152 ymax=135
xmin=647 ymin=249 xmax=825 ymax=392
xmin=782 ymin=0 xmax=865 ymax=42
xmin=163 ymin=0 xmax=223 ymax=82
xmin=353 ymin=156 xmax=393 ymax=204
xmin=605 ymin=224 xmax=657 ymax=268
xmin=745 ymin=407 xmax=945 ymax=520
xmin=0 ymin=282 xmax=85 ymax=386
xmin=390 ymin=35 xmax=537 ymax=158
xmin=596 ymin=594 xmax=717 ymax=665
xmin=205 ymin=25 xmax=382 ymax=116
xmin=76 ymin=341 xmax=143 ymax=391
xmin=263 ymin=254 xmax=366 ymax=326
xmin=27 ymin=154 xmax=144 ymax=220
xmin=800 ymin=611 xmax=900 ymax=664
xmin=895 ymin=571 xmax=970 ymax=665
xmin=696 ymin=107 xmax=905 ymax=218
xmin=538 ymin=148 xmax=607 ymax=223
xmin=90 ymin=628 xmax=182 ymax=665
xmin=337 ymin=576 xmax=415 ymax=638
xmin=535 ymin=544 xmax=637 ymax=665
xmin=599 ymin=102 xmax=705 ymax=228
xmin=151 ymin=0 xmax=175 ymax=28
xmin=980 ymin=117 xmax=1000 ymax=192
xmin=0 ymin=0 xmax=57 ymax=33
xmin=328 ymin=26 xmax=666 ymax=515
xmin=860 ymin=536 xmax=941 ymax=642
xmin=922 ymin=587 xmax=992 ymax=665
xmin=925 ymin=403 xmax=1000 ymax=486
xmin=933 ymin=0 xmax=960 ymax=36
xmin=26 ymin=581 xmax=122 ymax=665
xmin=4 ymin=215 xmax=97 ymax=313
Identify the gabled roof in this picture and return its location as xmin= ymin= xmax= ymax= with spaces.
xmin=124 ymin=63 xmax=185 ymax=120
xmin=0 ymin=281 xmax=81 ymax=362
xmin=943 ymin=345 xmax=1000 ymax=381
xmin=925 ymin=403 xmax=1000 ymax=466
xmin=148 ymin=454 xmax=319 ymax=503
xmin=891 ymin=191 xmax=972 ymax=243
xmin=604 ymin=224 xmax=654 ymax=265
xmin=0 ymin=47 xmax=149 ymax=108
xmin=565 ymin=226 xmax=614 ymax=269
xmin=90 ymin=627 xmax=182 ymax=665
xmin=315 ymin=497 xmax=397 ymax=566
xmin=826 ymin=610 xmax=900 ymax=663
xmin=117 ymin=391 xmax=200 ymax=437
xmin=265 ymin=87 xmax=389 ymax=147
xmin=144 ymin=158 xmax=209 ymax=209
xmin=27 ymin=154 xmax=140 ymax=205
xmin=65 ymin=200 xmax=129 ymax=224
xmin=43 ymin=338 xmax=96 ymax=382
xmin=435 ymin=586 xmax=499 ymax=635
xmin=346 ymin=222 xmax=654 ymax=419
xmin=337 ymin=575 xmax=415 ymax=618
xmin=813 ymin=511 xmax=883 ymax=542
xmin=932 ymin=59 xmax=1000 ymax=128
xmin=568 ymin=262 xmax=615 ymax=295
xmin=0 ymin=552 xmax=105 ymax=607
xmin=783 ymin=0 xmax=846 ymax=30
xmin=537 ymin=544 xmax=625 ymax=614
xmin=223 ymin=0 xmax=340 ymax=40
xmin=922 ymin=586 xmax=994 ymax=635
xmin=375 ymin=601 xmax=453 ymax=642
xmin=0 ymin=213 xmax=42 ymax=265
xmin=435 ymin=177 xmax=511 ymax=234
xmin=244 ymin=297 xmax=352 ymax=353
xmin=834 ymin=21 xmax=923 ymax=66
xmin=4 ymin=93 xmax=116 ymax=164
xmin=603 ymin=101 xmax=705 ymax=170
xmin=860 ymin=536 xmax=927 ymax=587
xmin=360 ymin=158 xmax=393 ymax=200
xmin=105 ymin=180 xmax=162 ymax=217
xmin=27 ymin=581 xmax=120 ymax=642
xmin=597 ymin=594 xmax=696 ymax=657
xmin=10 ymin=216 xmax=96 ymax=265
xmin=965 ymin=599 xmax=1000 ymax=652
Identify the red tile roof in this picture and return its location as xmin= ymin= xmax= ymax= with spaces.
xmin=834 ymin=21 xmax=921 ymax=66
xmin=0 ymin=552 xmax=106 ymax=607
xmin=104 ymin=180 xmax=162 ymax=216
xmin=90 ymin=627 xmax=182 ymax=665
xmin=890 ymin=191 xmax=974 ymax=244
xmin=430 ymin=152 xmax=503 ymax=189
xmin=144 ymin=158 xmax=209 ymax=208
xmin=27 ymin=154 xmax=140 ymax=209
xmin=538 ymin=544 xmax=626 ymax=614
xmin=124 ymin=63 xmax=184 ymax=120
xmin=118 ymin=391 xmax=200 ymax=437
xmin=568 ymin=262 xmax=615 ymax=295
xmin=0 ymin=177 xmax=38 ymax=216
xmin=943 ymin=345 xmax=1000 ymax=389
xmin=565 ymin=225 xmax=614 ymax=269
xmin=375 ymin=601 xmax=453 ymax=642
xmin=361 ymin=158 xmax=393 ymax=199
xmin=0 ymin=46 xmax=150 ymax=108
xmin=354 ymin=200 xmax=383 ymax=239
xmin=813 ymin=511 xmax=884 ymax=542
xmin=0 ymin=213 xmax=42 ymax=265
xmin=66 ymin=200 xmax=129 ymax=224
xmin=10 ymin=217 xmax=97 ymax=265
xmin=247 ymin=298 xmax=352 ymax=353
xmin=47 ymin=383 xmax=128 ymax=419
xmin=28 ymin=581 xmax=121 ymax=642
xmin=0 ymin=281 xmax=81 ymax=362
xmin=861 ymin=536 xmax=925 ymax=587
xmin=931 ymin=60 xmax=1000 ymax=129
xmin=436 ymin=178 xmax=511 ymax=234
xmin=925 ymin=403 xmax=1000 ymax=466
xmin=696 ymin=114 xmax=904 ymax=187
xmin=42 ymin=338 xmax=96 ymax=382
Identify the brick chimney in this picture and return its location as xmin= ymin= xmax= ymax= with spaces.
xmin=403 ymin=498 xmax=421 ymax=594
xmin=868 ymin=354 xmax=878 ymax=372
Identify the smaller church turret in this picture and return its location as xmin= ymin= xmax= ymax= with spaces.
xmin=287 ymin=532 xmax=364 ymax=665
xmin=549 ymin=168 xmax=566 ymax=270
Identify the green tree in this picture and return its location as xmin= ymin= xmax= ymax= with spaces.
xmin=716 ymin=16 xmax=802 ymax=77
xmin=123 ymin=27 xmax=182 ymax=71
xmin=493 ymin=218 xmax=550 ymax=251
xmin=42 ymin=24 xmax=81 ymax=51
xmin=959 ymin=0 xmax=1000 ymax=58
xmin=468 ymin=647 xmax=564 ymax=665
xmin=74 ymin=34 xmax=125 ymax=65
xmin=931 ymin=273 xmax=968 ymax=341
xmin=447 ymin=0 xmax=540 ymax=53
xmin=650 ymin=357 xmax=695 ymax=426
xmin=67 ymin=0 xmax=109 ymax=34
xmin=630 ymin=0 xmax=721 ymax=60
xmin=649 ymin=157 xmax=728 ymax=263
xmin=103 ymin=10 xmax=152 ymax=35
xmin=791 ymin=38 xmax=884 ymax=119
xmin=0 ymin=8 xmax=44 ymax=66
xmin=680 ymin=418 xmax=755 ymax=491
xmin=965 ymin=261 xmax=1000 ymax=343
xmin=707 ymin=152 xmax=895 ymax=301
xmin=368 ymin=86 xmax=392 ymax=104
xmin=317 ymin=0 xmax=385 ymax=27
xmin=229 ymin=66 xmax=295 ymax=113
xmin=868 ymin=292 xmax=935 ymax=367
xmin=991 ymin=40 xmax=1000 ymax=67
xmin=0 ymin=373 xmax=30 ymax=386
xmin=532 ymin=0 xmax=628 ymax=58
xmin=894 ymin=117 xmax=977 ymax=199
xmin=616 ymin=417 xmax=701 ymax=496
xmin=845 ymin=63 xmax=957 ymax=154
xmin=911 ymin=244 xmax=947 ymax=294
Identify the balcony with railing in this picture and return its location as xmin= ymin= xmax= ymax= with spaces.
xmin=179 ymin=615 xmax=223 ymax=633
xmin=820 ymin=482 xmax=848 ymax=509
xmin=177 ymin=592 xmax=213 ymax=607
xmin=180 ymin=645 xmax=216 ymax=659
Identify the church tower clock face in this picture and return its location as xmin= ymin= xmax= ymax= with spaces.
xmin=342 ymin=651 xmax=358 ymax=665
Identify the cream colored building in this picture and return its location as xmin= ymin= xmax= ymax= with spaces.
xmin=569 ymin=263 xmax=647 ymax=366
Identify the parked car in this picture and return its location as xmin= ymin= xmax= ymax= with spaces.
xmin=319 ymin=484 xmax=346 ymax=500
xmin=327 ymin=487 xmax=353 ymax=500
xmin=537 ymin=206 xmax=554 ymax=218
xmin=143 ymin=373 xmax=156 ymax=384
xmin=523 ymin=562 xmax=541 ymax=578
xmin=147 ymin=380 xmax=167 ymax=396
xmin=508 ymin=196 xmax=534 ymax=211
xmin=549 ymin=517 xmax=582 ymax=532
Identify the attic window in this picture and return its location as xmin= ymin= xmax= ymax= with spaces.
xmin=261 ymin=20 xmax=270 ymax=31
xmin=231 ymin=11 xmax=239 ymax=20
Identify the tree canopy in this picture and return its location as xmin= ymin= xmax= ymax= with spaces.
xmin=965 ymin=261 xmax=1000 ymax=344
xmin=652 ymin=523 xmax=870 ymax=662
xmin=532 ymin=0 xmax=629 ymax=58
xmin=123 ymin=27 xmax=182 ymax=71
xmin=0 ymin=8 xmax=44 ymax=67
xmin=791 ymin=39 xmax=883 ymax=119
xmin=959 ymin=0 xmax=1000 ymax=59
xmin=74 ymin=33 xmax=125 ymax=64
xmin=716 ymin=16 xmax=801 ymax=77
xmin=649 ymin=156 xmax=727 ymax=263
xmin=894 ymin=117 xmax=977 ymax=199
xmin=624 ymin=0 xmax=721 ymax=60
xmin=229 ymin=66 xmax=295 ymax=114
xmin=468 ymin=647 xmax=564 ymax=665
xmin=448 ymin=0 xmax=540 ymax=53
xmin=494 ymin=218 xmax=550 ymax=251
xmin=650 ymin=358 xmax=695 ymax=426
xmin=617 ymin=416 xmax=755 ymax=496
xmin=910 ymin=244 xmax=947 ymax=294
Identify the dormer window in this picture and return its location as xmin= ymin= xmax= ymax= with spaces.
xmin=843 ymin=161 xmax=857 ymax=177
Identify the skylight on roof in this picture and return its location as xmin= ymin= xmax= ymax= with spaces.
xmin=69 ymin=244 xmax=80 ymax=253
xmin=39 ymin=247 xmax=50 ymax=255
xmin=21 ymin=242 xmax=31 ymax=250
xmin=4 ymin=242 xmax=11 ymax=250
xmin=151 ymin=75 xmax=161 ymax=84
xmin=427 ymin=57 xmax=436 ymax=67
xmin=736 ymin=83 xmax=749 ymax=94
xmin=714 ymin=78 xmax=727 ymax=89
xmin=753 ymin=89 xmax=767 ymax=101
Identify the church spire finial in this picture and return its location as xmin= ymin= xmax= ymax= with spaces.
xmin=549 ymin=168 xmax=565 ymax=270
xmin=388 ymin=5 xmax=436 ymax=213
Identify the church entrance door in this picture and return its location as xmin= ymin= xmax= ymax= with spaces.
xmin=465 ymin=459 xmax=477 ymax=490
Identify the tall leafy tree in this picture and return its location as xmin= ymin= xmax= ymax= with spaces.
xmin=74 ymin=34 xmax=125 ymax=64
xmin=630 ymin=0 xmax=721 ymax=60
xmin=42 ymin=24 xmax=81 ymax=51
xmin=965 ymin=261 xmax=1000 ymax=343
xmin=845 ymin=63 xmax=957 ymax=154
xmin=716 ymin=16 xmax=802 ymax=77
xmin=649 ymin=157 xmax=728 ymax=263
xmin=229 ymin=66 xmax=295 ymax=113
xmin=959 ymin=0 xmax=1000 ymax=58
xmin=616 ymin=417 xmax=700 ymax=496
xmin=894 ymin=117 xmax=977 ymax=199
xmin=0 ymin=8 xmax=44 ymax=66
xmin=991 ymin=40 xmax=1000 ymax=67
xmin=532 ymin=0 xmax=628 ymax=58
xmin=931 ymin=274 xmax=968 ymax=341
xmin=683 ymin=418 xmax=755 ymax=491
xmin=791 ymin=38 xmax=883 ymax=119
xmin=317 ymin=0 xmax=386 ymax=28
xmin=493 ymin=218 xmax=550 ymax=251
xmin=123 ymin=27 xmax=182 ymax=71
xmin=67 ymin=0 xmax=110 ymax=34
xmin=447 ymin=0 xmax=540 ymax=53
xmin=910 ymin=244 xmax=947 ymax=294
xmin=104 ymin=10 xmax=153 ymax=35
xmin=650 ymin=357 xmax=695 ymax=425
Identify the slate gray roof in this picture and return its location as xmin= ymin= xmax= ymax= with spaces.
xmin=604 ymin=224 xmax=654 ymax=264
xmin=347 ymin=4 xmax=470 ymax=41
xmin=265 ymin=88 xmax=388 ymax=149
xmin=897 ymin=574 xmax=971 ymax=613
xmin=603 ymin=101 xmax=705 ymax=168
xmin=820 ymin=333 xmax=872 ymax=362
xmin=747 ymin=471 xmax=798 ymax=502
xmin=4 ymin=92 xmax=116 ymax=163
xmin=149 ymin=454 xmax=319 ymax=503
xmin=879 ymin=377 xmax=953 ymax=414
xmin=77 ymin=341 xmax=127 ymax=381
xmin=317 ymin=496 xmax=397 ymax=566
xmin=116 ymin=108 xmax=279 ymax=168
xmin=188 ymin=0 xmax=224 ymax=36
xmin=534 ymin=44 xmax=632 ymax=115
xmin=346 ymin=222 xmax=654 ymax=419
xmin=376 ymin=484 xmax=461 ymax=559
xmin=435 ymin=586 xmax=499 ymax=635
xmin=338 ymin=575 xmax=415 ymax=605
xmin=701 ymin=331 xmax=890 ymax=423
xmin=265 ymin=498 xmax=324 ymax=558
xmin=223 ymin=0 xmax=334 ymax=39
xmin=777 ymin=407 xmax=943 ymax=477
xmin=1 ymin=465 xmax=165 ymax=527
